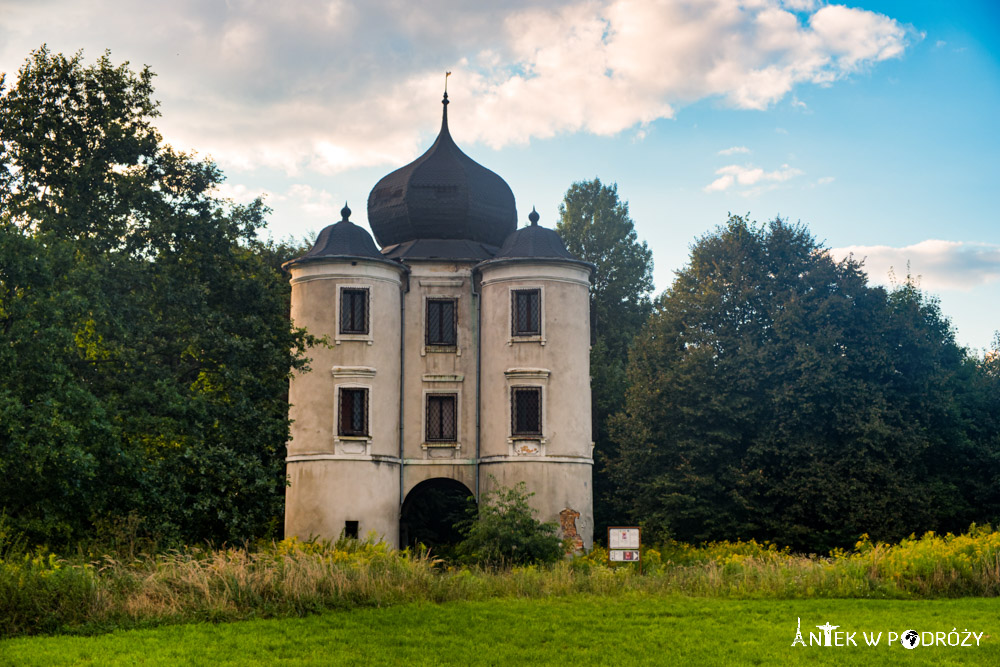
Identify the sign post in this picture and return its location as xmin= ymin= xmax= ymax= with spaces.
xmin=608 ymin=526 xmax=642 ymax=574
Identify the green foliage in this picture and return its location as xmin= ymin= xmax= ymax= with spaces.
xmin=556 ymin=178 xmax=654 ymax=537
xmin=456 ymin=481 xmax=563 ymax=567
xmin=608 ymin=215 xmax=995 ymax=552
xmin=0 ymin=47 xmax=317 ymax=546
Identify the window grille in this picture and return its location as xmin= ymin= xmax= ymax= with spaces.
xmin=426 ymin=299 xmax=457 ymax=345
xmin=511 ymin=387 xmax=542 ymax=436
xmin=340 ymin=288 xmax=369 ymax=334
xmin=338 ymin=388 xmax=368 ymax=436
xmin=426 ymin=394 xmax=457 ymax=442
xmin=512 ymin=289 xmax=541 ymax=336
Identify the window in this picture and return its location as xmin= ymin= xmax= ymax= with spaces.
xmin=426 ymin=394 xmax=457 ymax=442
xmin=340 ymin=288 xmax=368 ymax=335
xmin=338 ymin=388 xmax=368 ymax=436
xmin=512 ymin=289 xmax=541 ymax=336
xmin=344 ymin=520 xmax=359 ymax=539
xmin=511 ymin=387 xmax=542 ymax=437
xmin=426 ymin=298 xmax=457 ymax=346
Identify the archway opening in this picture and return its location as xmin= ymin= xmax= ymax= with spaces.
xmin=400 ymin=478 xmax=476 ymax=554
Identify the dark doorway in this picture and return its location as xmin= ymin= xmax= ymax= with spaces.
xmin=400 ymin=478 xmax=476 ymax=552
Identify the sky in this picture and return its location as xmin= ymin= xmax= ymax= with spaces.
xmin=2 ymin=0 xmax=998 ymax=352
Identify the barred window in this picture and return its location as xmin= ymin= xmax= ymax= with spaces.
xmin=426 ymin=394 xmax=457 ymax=442
xmin=340 ymin=288 xmax=368 ymax=335
xmin=512 ymin=289 xmax=541 ymax=336
xmin=338 ymin=388 xmax=368 ymax=436
xmin=511 ymin=387 xmax=542 ymax=437
xmin=426 ymin=298 xmax=457 ymax=346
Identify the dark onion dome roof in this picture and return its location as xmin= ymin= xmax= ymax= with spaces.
xmin=381 ymin=238 xmax=499 ymax=262
xmin=283 ymin=204 xmax=401 ymax=269
xmin=367 ymin=93 xmax=517 ymax=251
xmin=491 ymin=207 xmax=586 ymax=262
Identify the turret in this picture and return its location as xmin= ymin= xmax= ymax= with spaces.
xmin=284 ymin=205 xmax=407 ymax=544
xmin=476 ymin=208 xmax=595 ymax=548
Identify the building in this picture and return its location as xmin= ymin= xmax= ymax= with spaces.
xmin=283 ymin=93 xmax=594 ymax=549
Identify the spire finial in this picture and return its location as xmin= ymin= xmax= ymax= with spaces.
xmin=341 ymin=202 xmax=351 ymax=221
xmin=441 ymin=72 xmax=451 ymax=133
xmin=528 ymin=206 xmax=539 ymax=226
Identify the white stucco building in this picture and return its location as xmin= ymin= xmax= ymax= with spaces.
xmin=283 ymin=93 xmax=594 ymax=549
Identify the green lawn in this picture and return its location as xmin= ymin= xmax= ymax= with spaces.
xmin=2 ymin=595 xmax=997 ymax=666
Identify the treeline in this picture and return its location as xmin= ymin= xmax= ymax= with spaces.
xmin=566 ymin=198 xmax=1000 ymax=553
xmin=2 ymin=48 xmax=998 ymax=553
xmin=0 ymin=48 xmax=315 ymax=546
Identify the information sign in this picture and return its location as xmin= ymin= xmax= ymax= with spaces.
xmin=609 ymin=549 xmax=641 ymax=562
xmin=608 ymin=527 xmax=640 ymax=550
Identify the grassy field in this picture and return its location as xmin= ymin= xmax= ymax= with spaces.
xmin=2 ymin=594 xmax=997 ymax=666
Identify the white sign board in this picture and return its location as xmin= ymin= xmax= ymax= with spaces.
xmin=608 ymin=527 xmax=640 ymax=550
xmin=609 ymin=549 xmax=641 ymax=562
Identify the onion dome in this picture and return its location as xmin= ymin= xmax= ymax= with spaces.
xmin=492 ymin=207 xmax=581 ymax=261
xmin=284 ymin=204 xmax=395 ymax=268
xmin=367 ymin=93 xmax=517 ymax=253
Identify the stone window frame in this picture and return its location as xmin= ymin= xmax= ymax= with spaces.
xmin=423 ymin=295 xmax=460 ymax=354
xmin=504 ymin=368 xmax=549 ymax=456
xmin=423 ymin=392 xmax=460 ymax=447
xmin=337 ymin=386 xmax=369 ymax=438
xmin=510 ymin=385 xmax=543 ymax=437
xmin=335 ymin=285 xmax=373 ymax=346
xmin=507 ymin=285 xmax=546 ymax=346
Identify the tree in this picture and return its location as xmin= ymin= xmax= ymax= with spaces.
xmin=556 ymin=179 xmax=654 ymax=538
xmin=608 ymin=215 xmax=988 ymax=553
xmin=0 ymin=47 xmax=315 ymax=546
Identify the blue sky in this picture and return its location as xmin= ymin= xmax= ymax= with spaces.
xmin=2 ymin=0 xmax=997 ymax=351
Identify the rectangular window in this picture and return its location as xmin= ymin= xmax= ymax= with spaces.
xmin=340 ymin=288 xmax=368 ymax=335
xmin=512 ymin=289 xmax=541 ymax=336
xmin=338 ymin=388 xmax=368 ymax=436
xmin=511 ymin=387 xmax=542 ymax=437
xmin=426 ymin=394 xmax=457 ymax=442
xmin=426 ymin=298 xmax=457 ymax=346
xmin=344 ymin=520 xmax=359 ymax=539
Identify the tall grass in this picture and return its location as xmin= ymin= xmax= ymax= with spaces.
xmin=3 ymin=526 xmax=1000 ymax=639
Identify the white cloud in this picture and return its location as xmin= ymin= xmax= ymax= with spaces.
xmin=286 ymin=184 xmax=339 ymax=220
xmin=704 ymin=162 xmax=803 ymax=193
xmin=831 ymin=240 xmax=1000 ymax=291
xmin=817 ymin=176 xmax=834 ymax=185
xmin=0 ymin=0 xmax=912 ymax=173
xmin=781 ymin=0 xmax=817 ymax=11
xmin=718 ymin=145 xmax=751 ymax=155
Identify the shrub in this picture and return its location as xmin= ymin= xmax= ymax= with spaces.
xmin=455 ymin=481 xmax=562 ymax=568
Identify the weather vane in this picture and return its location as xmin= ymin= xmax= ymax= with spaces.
xmin=445 ymin=71 xmax=452 ymax=94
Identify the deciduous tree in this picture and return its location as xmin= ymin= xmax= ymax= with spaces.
xmin=0 ymin=47 xmax=315 ymax=545
xmin=556 ymin=179 xmax=653 ymax=537
xmin=608 ymin=215 xmax=991 ymax=552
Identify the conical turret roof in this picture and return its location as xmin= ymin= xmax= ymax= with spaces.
xmin=284 ymin=204 xmax=396 ymax=268
xmin=494 ymin=207 xmax=579 ymax=260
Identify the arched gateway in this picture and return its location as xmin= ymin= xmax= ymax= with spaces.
xmin=283 ymin=93 xmax=595 ymax=549
xmin=400 ymin=478 xmax=475 ymax=549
